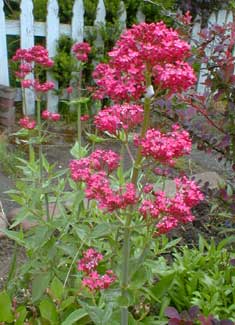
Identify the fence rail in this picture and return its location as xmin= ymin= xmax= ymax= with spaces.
xmin=0 ymin=0 xmax=234 ymax=114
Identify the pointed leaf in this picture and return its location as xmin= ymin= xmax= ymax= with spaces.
xmin=0 ymin=291 xmax=14 ymax=322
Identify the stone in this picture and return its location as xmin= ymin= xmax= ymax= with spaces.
xmin=154 ymin=171 xmax=224 ymax=197
xmin=0 ymin=211 xmax=8 ymax=238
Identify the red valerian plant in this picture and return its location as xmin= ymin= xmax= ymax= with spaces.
xmin=69 ymin=21 xmax=203 ymax=324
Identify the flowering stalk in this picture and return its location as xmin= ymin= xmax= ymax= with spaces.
xmin=77 ymin=101 xmax=82 ymax=147
xmin=36 ymin=98 xmax=43 ymax=183
xmin=121 ymin=70 xmax=152 ymax=325
xmin=36 ymin=98 xmax=50 ymax=222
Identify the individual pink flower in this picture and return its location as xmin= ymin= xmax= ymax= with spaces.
xmin=143 ymin=184 xmax=154 ymax=194
xmin=80 ymin=114 xmax=90 ymax=121
xmin=51 ymin=113 xmax=60 ymax=121
xmin=178 ymin=11 xmax=193 ymax=25
xmin=21 ymin=79 xmax=33 ymax=88
xmin=41 ymin=110 xmax=51 ymax=120
xmin=66 ymin=86 xmax=73 ymax=94
xmin=72 ymin=42 xmax=91 ymax=62
xmin=19 ymin=116 xmax=36 ymax=129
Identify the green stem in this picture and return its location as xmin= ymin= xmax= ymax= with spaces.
xmin=121 ymin=70 xmax=152 ymax=325
xmin=36 ymin=99 xmax=50 ymax=222
xmin=36 ymin=99 xmax=43 ymax=183
xmin=77 ymin=102 xmax=81 ymax=146
xmin=121 ymin=215 xmax=132 ymax=324
xmin=131 ymin=72 xmax=152 ymax=185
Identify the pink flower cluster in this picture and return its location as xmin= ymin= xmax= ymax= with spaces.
xmin=94 ymin=103 xmax=144 ymax=135
xmin=13 ymin=45 xmax=55 ymax=93
xmin=139 ymin=176 xmax=204 ymax=234
xmin=78 ymin=248 xmax=116 ymax=291
xmin=21 ymin=79 xmax=55 ymax=92
xmin=70 ymin=149 xmax=137 ymax=212
xmin=93 ymin=22 xmax=196 ymax=101
xmin=19 ymin=116 xmax=36 ymax=129
xmin=42 ymin=110 xmax=60 ymax=121
xmin=139 ymin=124 xmax=192 ymax=165
xmin=72 ymin=42 xmax=91 ymax=62
xmin=13 ymin=45 xmax=53 ymax=68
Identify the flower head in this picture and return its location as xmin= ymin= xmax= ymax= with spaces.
xmin=93 ymin=22 xmax=196 ymax=102
xmin=72 ymin=42 xmax=91 ymax=62
xmin=94 ymin=104 xmax=144 ymax=135
xmin=19 ymin=116 xmax=36 ymax=129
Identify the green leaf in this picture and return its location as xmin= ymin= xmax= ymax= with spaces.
xmin=217 ymin=236 xmax=235 ymax=250
xmin=90 ymin=223 xmax=113 ymax=238
xmin=0 ymin=229 xmax=25 ymax=246
xmin=70 ymin=142 xmax=89 ymax=159
xmin=42 ymin=154 xmax=50 ymax=173
xmin=79 ymin=301 xmax=114 ymax=325
xmin=60 ymin=296 xmax=75 ymax=311
xmin=0 ymin=291 xmax=14 ymax=322
xmin=161 ymin=238 xmax=182 ymax=252
xmin=51 ymin=277 xmax=64 ymax=300
xmin=32 ymin=272 xmax=51 ymax=302
xmin=61 ymin=309 xmax=88 ymax=325
xmin=39 ymin=298 xmax=58 ymax=324
xmin=151 ymin=272 xmax=175 ymax=299
xmin=85 ymin=132 xmax=107 ymax=143
xmin=15 ymin=306 xmax=27 ymax=325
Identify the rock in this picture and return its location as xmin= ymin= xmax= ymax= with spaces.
xmin=0 ymin=211 xmax=8 ymax=238
xmin=154 ymin=171 xmax=224 ymax=197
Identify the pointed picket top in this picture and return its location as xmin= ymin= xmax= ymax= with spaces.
xmin=47 ymin=0 xmax=59 ymax=112
xmin=216 ymin=9 xmax=227 ymax=25
xmin=191 ymin=15 xmax=201 ymax=47
xmin=207 ymin=11 xmax=216 ymax=27
xmin=20 ymin=0 xmax=35 ymax=115
xmin=94 ymin=0 xmax=106 ymax=26
xmin=72 ymin=0 xmax=84 ymax=42
xmin=0 ymin=0 xmax=9 ymax=85
xmin=225 ymin=10 xmax=233 ymax=24
xmin=118 ymin=1 xmax=127 ymax=30
xmin=20 ymin=0 xmax=34 ymax=49
xmin=136 ymin=7 xmax=145 ymax=23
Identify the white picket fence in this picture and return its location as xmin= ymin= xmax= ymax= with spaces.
xmin=0 ymin=0 xmax=130 ymax=114
xmin=0 ymin=0 xmax=234 ymax=115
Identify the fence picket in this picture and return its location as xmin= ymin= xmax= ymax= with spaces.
xmin=119 ymin=1 xmax=127 ymax=30
xmin=136 ymin=7 xmax=145 ymax=23
xmin=20 ymin=0 xmax=35 ymax=115
xmin=46 ymin=0 xmax=59 ymax=112
xmin=94 ymin=0 xmax=106 ymax=50
xmin=72 ymin=0 xmax=84 ymax=42
xmin=0 ymin=0 xmax=9 ymax=85
xmin=197 ymin=12 xmax=217 ymax=94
